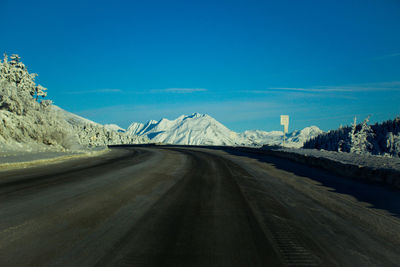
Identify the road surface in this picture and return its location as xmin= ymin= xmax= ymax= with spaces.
xmin=0 ymin=146 xmax=400 ymax=266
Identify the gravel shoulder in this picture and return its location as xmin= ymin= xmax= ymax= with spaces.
xmin=0 ymin=147 xmax=109 ymax=171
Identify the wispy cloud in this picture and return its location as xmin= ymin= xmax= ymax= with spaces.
xmin=246 ymin=88 xmax=342 ymax=93
xmin=372 ymin=52 xmax=400 ymax=61
xmin=74 ymin=100 xmax=300 ymax=131
xmin=66 ymin=88 xmax=122 ymax=94
xmin=245 ymin=81 xmax=400 ymax=94
xmin=151 ymin=88 xmax=207 ymax=94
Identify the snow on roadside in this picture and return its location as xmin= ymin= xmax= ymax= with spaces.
xmin=0 ymin=147 xmax=109 ymax=171
xmin=271 ymin=147 xmax=400 ymax=172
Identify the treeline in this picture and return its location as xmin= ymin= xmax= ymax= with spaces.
xmin=303 ymin=116 xmax=400 ymax=157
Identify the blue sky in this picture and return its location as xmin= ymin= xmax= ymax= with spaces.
xmin=1 ymin=0 xmax=400 ymax=132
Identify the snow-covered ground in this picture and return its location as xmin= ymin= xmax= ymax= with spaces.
xmin=273 ymin=147 xmax=400 ymax=172
xmin=256 ymin=146 xmax=400 ymax=189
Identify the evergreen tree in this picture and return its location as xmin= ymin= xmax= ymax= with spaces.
xmin=349 ymin=116 xmax=374 ymax=154
xmin=1 ymin=54 xmax=43 ymax=101
xmin=304 ymin=115 xmax=400 ymax=157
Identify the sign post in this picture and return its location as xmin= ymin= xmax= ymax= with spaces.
xmin=280 ymin=115 xmax=289 ymax=145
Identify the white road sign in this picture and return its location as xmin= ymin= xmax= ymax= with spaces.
xmin=280 ymin=115 xmax=289 ymax=133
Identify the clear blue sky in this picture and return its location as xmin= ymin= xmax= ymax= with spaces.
xmin=1 ymin=0 xmax=399 ymax=132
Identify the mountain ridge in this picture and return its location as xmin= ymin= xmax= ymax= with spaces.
xmin=127 ymin=113 xmax=322 ymax=147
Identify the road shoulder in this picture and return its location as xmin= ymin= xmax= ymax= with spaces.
xmin=0 ymin=147 xmax=110 ymax=171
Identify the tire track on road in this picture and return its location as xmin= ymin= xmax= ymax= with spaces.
xmin=99 ymin=148 xmax=281 ymax=266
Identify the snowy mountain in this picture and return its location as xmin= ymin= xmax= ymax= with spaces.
xmin=52 ymin=105 xmax=100 ymax=126
xmin=127 ymin=113 xmax=322 ymax=147
xmin=126 ymin=120 xmax=159 ymax=136
xmin=51 ymin=106 xmax=147 ymax=147
xmin=286 ymin=126 xmax=324 ymax=147
xmin=104 ymin=124 xmax=126 ymax=133
xmin=127 ymin=113 xmax=249 ymax=146
xmin=240 ymin=130 xmax=284 ymax=146
xmin=53 ymin=106 xmax=127 ymax=134
xmin=241 ymin=126 xmax=323 ymax=148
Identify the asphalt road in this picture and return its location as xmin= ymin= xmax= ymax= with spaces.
xmin=0 ymin=146 xmax=400 ymax=266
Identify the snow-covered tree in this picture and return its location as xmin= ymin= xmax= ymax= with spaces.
xmin=386 ymin=132 xmax=400 ymax=157
xmin=0 ymin=53 xmax=44 ymax=102
xmin=349 ymin=116 xmax=374 ymax=154
xmin=0 ymin=53 xmax=78 ymax=150
xmin=35 ymin=84 xmax=47 ymax=100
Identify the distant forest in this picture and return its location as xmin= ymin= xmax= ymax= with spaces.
xmin=303 ymin=116 xmax=400 ymax=157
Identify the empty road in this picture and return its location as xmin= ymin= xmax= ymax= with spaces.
xmin=0 ymin=146 xmax=400 ymax=266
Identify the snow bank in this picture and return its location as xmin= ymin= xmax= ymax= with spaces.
xmin=0 ymin=147 xmax=109 ymax=171
xmin=260 ymin=146 xmax=400 ymax=189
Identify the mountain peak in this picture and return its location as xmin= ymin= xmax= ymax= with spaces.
xmin=127 ymin=113 xmax=245 ymax=146
xmin=148 ymin=119 xmax=158 ymax=124
xmin=126 ymin=113 xmax=322 ymax=147
xmin=189 ymin=112 xmax=205 ymax=118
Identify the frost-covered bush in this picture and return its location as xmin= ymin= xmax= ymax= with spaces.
xmin=304 ymin=116 xmax=400 ymax=157
xmin=0 ymin=85 xmax=79 ymax=150
xmin=69 ymin=120 xmax=148 ymax=147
